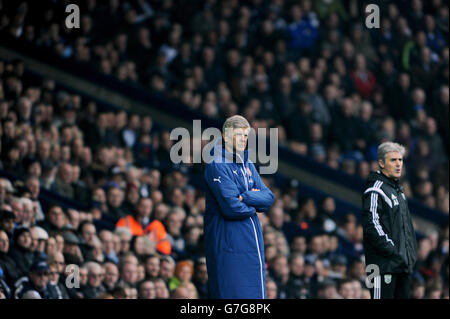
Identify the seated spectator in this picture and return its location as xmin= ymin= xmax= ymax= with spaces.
xmin=102 ymin=261 xmax=119 ymax=291
xmin=37 ymin=203 xmax=67 ymax=233
xmin=51 ymin=163 xmax=75 ymax=199
xmin=0 ymin=229 xmax=19 ymax=287
xmin=168 ymin=259 xmax=194 ymax=292
xmin=116 ymin=197 xmax=171 ymax=255
xmin=143 ymin=253 xmax=160 ymax=280
xmin=8 ymin=226 xmax=34 ymax=280
xmin=192 ymin=257 xmax=208 ymax=299
xmin=81 ymin=261 xmax=106 ymax=299
xmin=138 ymin=279 xmax=156 ymax=299
xmin=0 ymin=210 xmax=15 ymax=239
xmin=14 ymin=260 xmax=62 ymax=299
xmin=153 ymin=277 xmax=169 ymax=299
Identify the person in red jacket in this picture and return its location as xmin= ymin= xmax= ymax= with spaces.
xmin=350 ymin=53 xmax=377 ymax=99
xmin=116 ymin=197 xmax=171 ymax=255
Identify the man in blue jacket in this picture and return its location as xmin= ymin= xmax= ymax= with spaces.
xmin=204 ymin=115 xmax=275 ymax=299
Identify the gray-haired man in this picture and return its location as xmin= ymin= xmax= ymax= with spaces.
xmin=362 ymin=142 xmax=418 ymax=299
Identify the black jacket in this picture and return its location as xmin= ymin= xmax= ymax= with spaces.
xmin=14 ymin=277 xmax=63 ymax=299
xmin=362 ymin=171 xmax=418 ymax=274
xmin=7 ymin=246 xmax=34 ymax=279
xmin=0 ymin=252 xmax=20 ymax=286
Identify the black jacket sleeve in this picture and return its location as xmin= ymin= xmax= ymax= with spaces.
xmin=362 ymin=191 xmax=396 ymax=257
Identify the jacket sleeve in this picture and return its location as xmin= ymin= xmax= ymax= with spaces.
xmin=362 ymin=191 xmax=396 ymax=257
xmin=240 ymin=163 xmax=275 ymax=212
xmin=205 ymin=162 xmax=256 ymax=220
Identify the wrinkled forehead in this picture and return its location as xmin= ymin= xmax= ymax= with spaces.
xmin=384 ymin=151 xmax=403 ymax=160
xmin=224 ymin=127 xmax=250 ymax=136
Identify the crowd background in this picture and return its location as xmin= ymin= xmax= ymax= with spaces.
xmin=0 ymin=0 xmax=448 ymax=299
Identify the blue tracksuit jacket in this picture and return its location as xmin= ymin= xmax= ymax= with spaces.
xmin=204 ymin=146 xmax=274 ymax=299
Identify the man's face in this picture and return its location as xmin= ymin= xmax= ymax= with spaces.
xmin=18 ymin=231 xmax=32 ymax=249
xmin=0 ymin=231 xmax=9 ymax=253
xmin=1 ymin=218 xmax=15 ymax=235
xmin=30 ymin=270 xmax=49 ymax=289
xmin=195 ymin=264 xmax=208 ymax=284
xmin=224 ymin=127 xmax=249 ymax=153
xmin=26 ymin=179 xmax=40 ymax=199
xmin=88 ymin=268 xmax=104 ymax=288
xmin=48 ymin=206 xmax=65 ymax=228
xmin=154 ymin=280 xmax=169 ymax=298
xmin=50 ymin=253 xmax=65 ymax=273
xmin=145 ymin=257 xmax=160 ymax=278
xmin=137 ymin=199 xmax=152 ymax=218
xmin=379 ymin=151 xmax=403 ymax=179
xmin=139 ymin=281 xmax=156 ymax=299
xmin=104 ymin=264 xmax=119 ymax=286
xmin=22 ymin=203 xmax=34 ymax=223
xmin=122 ymin=263 xmax=138 ymax=284
xmin=159 ymin=260 xmax=174 ymax=281
xmin=11 ymin=201 xmax=23 ymax=223
xmin=82 ymin=224 xmax=96 ymax=245
xmin=108 ymin=188 xmax=124 ymax=208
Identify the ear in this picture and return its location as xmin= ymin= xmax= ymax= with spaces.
xmin=378 ymin=159 xmax=384 ymax=168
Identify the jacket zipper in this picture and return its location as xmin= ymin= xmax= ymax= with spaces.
xmin=237 ymin=153 xmax=264 ymax=299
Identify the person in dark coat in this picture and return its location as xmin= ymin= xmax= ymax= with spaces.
xmin=0 ymin=229 xmax=20 ymax=287
xmin=8 ymin=226 xmax=34 ymax=280
xmin=204 ymin=115 xmax=274 ymax=299
xmin=362 ymin=142 xmax=418 ymax=299
xmin=14 ymin=260 xmax=62 ymax=299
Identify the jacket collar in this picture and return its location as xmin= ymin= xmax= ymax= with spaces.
xmin=374 ymin=170 xmax=401 ymax=189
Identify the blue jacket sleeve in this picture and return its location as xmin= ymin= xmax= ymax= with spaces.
xmin=205 ymin=163 xmax=257 ymax=220
xmin=240 ymin=163 xmax=275 ymax=212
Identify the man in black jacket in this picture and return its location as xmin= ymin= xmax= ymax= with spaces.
xmin=362 ymin=141 xmax=418 ymax=299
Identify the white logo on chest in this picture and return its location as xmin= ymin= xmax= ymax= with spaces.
xmin=391 ymin=194 xmax=399 ymax=206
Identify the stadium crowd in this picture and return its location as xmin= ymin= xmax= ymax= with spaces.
xmin=0 ymin=0 xmax=448 ymax=299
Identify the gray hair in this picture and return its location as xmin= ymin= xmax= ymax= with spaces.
xmin=377 ymin=142 xmax=406 ymax=162
xmin=222 ymin=115 xmax=250 ymax=136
